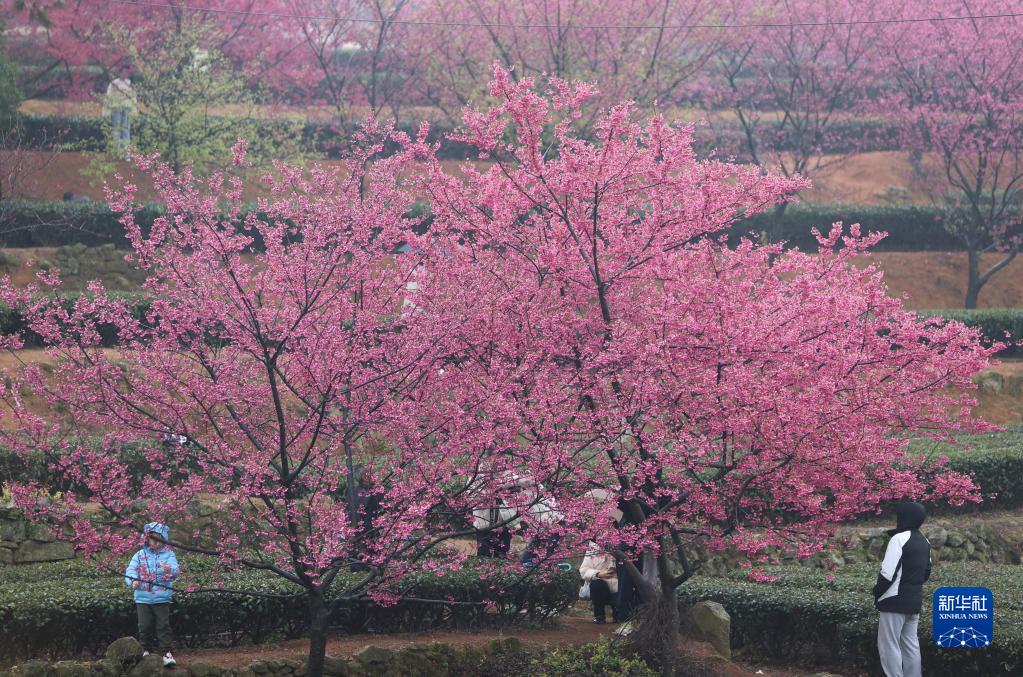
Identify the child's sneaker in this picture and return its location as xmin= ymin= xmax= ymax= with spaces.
xmin=163 ymin=653 xmax=176 ymax=667
xmin=142 ymin=652 xmax=150 ymax=657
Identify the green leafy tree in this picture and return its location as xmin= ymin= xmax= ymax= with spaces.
xmin=111 ymin=19 xmax=267 ymax=172
xmin=0 ymin=21 xmax=22 ymax=132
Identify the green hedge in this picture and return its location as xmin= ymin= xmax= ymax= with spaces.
xmin=0 ymin=200 xmax=431 ymax=248
xmin=4 ymin=114 xmax=475 ymax=160
xmin=730 ymin=203 xmax=956 ymax=250
xmin=678 ymin=563 xmax=1023 ymax=675
xmin=0 ymin=557 xmax=576 ymax=662
xmin=0 ymin=200 xmax=164 ymax=248
xmin=920 ymin=309 xmax=1023 ymax=357
xmin=4 ymin=426 xmax=1020 ymax=513
xmin=7 ymin=112 xmax=905 ymax=157
xmin=3 ymin=201 xmax=955 ymax=250
xmin=0 ymin=291 xmax=150 ymax=347
xmin=906 ymin=426 xmax=1023 ymax=514
xmin=1 ymin=201 xmax=959 ymax=251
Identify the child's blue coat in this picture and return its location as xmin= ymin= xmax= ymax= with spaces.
xmin=124 ymin=522 xmax=180 ymax=604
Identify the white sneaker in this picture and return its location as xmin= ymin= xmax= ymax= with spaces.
xmin=143 ymin=651 xmax=150 ymax=657
xmin=163 ymin=653 xmax=176 ymax=667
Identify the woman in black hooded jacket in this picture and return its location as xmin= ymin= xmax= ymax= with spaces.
xmin=873 ymin=501 xmax=932 ymax=677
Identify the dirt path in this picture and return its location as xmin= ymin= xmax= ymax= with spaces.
xmin=166 ymin=609 xmax=859 ymax=676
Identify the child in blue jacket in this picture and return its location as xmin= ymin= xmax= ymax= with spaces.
xmin=125 ymin=522 xmax=180 ymax=666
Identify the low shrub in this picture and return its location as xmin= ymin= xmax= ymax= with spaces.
xmin=919 ymin=308 xmax=1023 ymax=357
xmin=0 ymin=291 xmax=150 ymax=348
xmin=0 ymin=556 xmax=577 ymax=662
xmin=906 ymin=426 xmax=1023 ymax=513
xmin=678 ymin=563 xmax=1023 ymax=675
xmin=528 ymin=638 xmax=657 ymax=677
xmin=729 ymin=203 xmax=956 ymax=251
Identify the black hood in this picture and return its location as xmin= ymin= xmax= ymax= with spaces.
xmin=888 ymin=501 xmax=927 ymax=534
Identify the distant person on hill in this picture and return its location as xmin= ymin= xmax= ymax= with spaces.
xmin=125 ymin=522 xmax=180 ymax=667
xmin=874 ymin=501 xmax=932 ymax=677
xmin=103 ymin=77 xmax=136 ymax=159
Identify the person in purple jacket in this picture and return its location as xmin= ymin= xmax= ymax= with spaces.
xmin=125 ymin=522 xmax=180 ymax=666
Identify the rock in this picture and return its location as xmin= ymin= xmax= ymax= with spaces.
xmin=25 ymin=521 xmax=56 ymax=541
xmin=88 ymin=660 xmax=119 ymax=677
xmin=247 ymin=663 xmax=268 ymax=675
xmin=867 ymin=537 xmax=886 ymax=560
xmin=13 ymin=539 xmax=75 ymax=563
xmin=352 ymin=646 xmax=396 ymax=673
xmin=10 ymin=661 xmax=53 ymax=677
xmin=105 ymin=637 xmax=144 ymax=670
xmin=0 ymin=515 xmax=26 ymax=540
xmin=126 ymin=656 xmax=163 ymax=677
xmin=946 ymin=531 xmax=966 ymax=548
xmin=189 ymin=662 xmax=223 ymax=677
xmin=320 ymin=656 xmax=349 ymax=677
xmin=922 ymin=525 xmax=948 ymax=548
xmin=690 ymin=600 xmax=731 ymax=660
xmin=52 ymin=663 xmax=90 ymax=677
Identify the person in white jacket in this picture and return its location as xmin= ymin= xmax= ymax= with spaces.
xmin=472 ymin=500 xmax=519 ymax=558
xmin=580 ymin=542 xmax=619 ymax=623
xmin=514 ymin=478 xmax=565 ymax=567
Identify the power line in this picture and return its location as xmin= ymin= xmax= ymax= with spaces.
xmin=106 ymin=0 xmax=1023 ymax=31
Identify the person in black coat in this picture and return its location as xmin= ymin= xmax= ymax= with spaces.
xmin=874 ymin=501 xmax=931 ymax=677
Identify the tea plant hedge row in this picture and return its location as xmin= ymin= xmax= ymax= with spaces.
xmin=0 ymin=200 xmax=956 ymax=249
xmin=0 ymin=557 xmax=577 ymax=662
xmin=8 ymin=113 xmax=902 ymax=157
xmin=4 ymin=426 xmax=1020 ymax=512
xmin=678 ymin=563 xmax=1023 ymax=675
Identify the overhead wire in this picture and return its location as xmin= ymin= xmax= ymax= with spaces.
xmin=104 ymin=0 xmax=1023 ymax=30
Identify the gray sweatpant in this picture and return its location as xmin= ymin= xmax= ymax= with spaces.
xmin=878 ymin=611 xmax=921 ymax=677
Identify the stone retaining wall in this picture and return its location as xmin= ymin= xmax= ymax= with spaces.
xmin=691 ymin=517 xmax=1023 ymax=576
xmin=0 ymin=507 xmax=74 ymax=564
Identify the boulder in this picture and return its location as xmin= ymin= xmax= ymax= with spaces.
xmin=352 ymin=646 xmax=396 ymax=673
xmin=690 ymin=600 xmax=731 ymax=659
xmin=105 ymin=637 xmax=144 ymax=670
xmin=51 ymin=663 xmax=90 ymax=677
xmin=126 ymin=656 xmax=163 ymax=677
xmin=320 ymin=656 xmax=349 ymax=677
xmin=922 ymin=525 xmax=948 ymax=548
xmin=88 ymin=660 xmax=120 ymax=677
xmin=10 ymin=661 xmax=52 ymax=677
xmin=946 ymin=531 xmax=967 ymax=548
xmin=13 ymin=539 xmax=75 ymax=563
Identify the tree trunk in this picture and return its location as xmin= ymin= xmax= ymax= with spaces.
xmin=965 ymin=246 xmax=981 ymax=309
xmin=306 ymin=591 xmax=331 ymax=677
xmin=627 ymin=551 xmax=701 ymax=676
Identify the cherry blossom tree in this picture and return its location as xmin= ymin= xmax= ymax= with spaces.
xmin=706 ymin=0 xmax=887 ymax=225
xmin=0 ymin=63 xmax=997 ymax=672
xmin=284 ymin=0 xmax=424 ymax=126
xmin=408 ymin=67 xmax=993 ymax=668
xmin=3 ymin=0 xmax=296 ymax=99
xmin=880 ymin=0 xmax=1023 ymax=308
xmin=415 ymin=0 xmax=725 ymax=125
xmin=0 ymin=132 xmax=497 ymax=676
